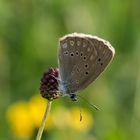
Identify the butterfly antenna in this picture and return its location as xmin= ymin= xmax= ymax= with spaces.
xmin=77 ymin=95 xmax=101 ymax=111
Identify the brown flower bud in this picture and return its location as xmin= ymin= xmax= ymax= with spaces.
xmin=40 ymin=68 xmax=60 ymax=101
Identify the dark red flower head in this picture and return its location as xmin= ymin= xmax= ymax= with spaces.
xmin=40 ymin=68 xmax=60 ymax=101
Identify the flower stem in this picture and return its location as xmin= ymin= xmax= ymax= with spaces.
xmin=36 ymin=100 xmax=52 ymax=140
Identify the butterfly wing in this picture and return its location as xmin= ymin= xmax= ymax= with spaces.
xmin=58 ymin=33 xmax=83 ymax=93
xmin=58 ymin=33 xmax=115 ymax=94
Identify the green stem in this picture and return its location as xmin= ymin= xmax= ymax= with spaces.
xmin=36 ymin=100 xmax=52 ymax=140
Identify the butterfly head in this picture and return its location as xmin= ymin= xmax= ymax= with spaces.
xmin=58 ymin=80 xmax=78 ymax=101
xmin=70 ymin=93 xmax=78 ymax=101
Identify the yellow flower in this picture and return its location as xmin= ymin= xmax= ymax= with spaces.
xmin=52 ymin=106 xmax=93 ymax=131
xmin=68 ymin=107 xmax=93 ymax=132
xmin=28 ymin=95 xmax=53 ymax=130
xmin=6 ymin=95 xmax=54 ymax=138
xmin=6 ymin=101 xmax=34 ymax=138
xmin=52 ymin=107 xmax=71 ymax=129
xmin=6 ymin=94 xmax=93 ymax=138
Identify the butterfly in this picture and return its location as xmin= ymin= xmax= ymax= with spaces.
xmin=58 ymin=33 xmax=115 ymax=101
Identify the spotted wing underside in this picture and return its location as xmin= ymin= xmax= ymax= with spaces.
xmin=58 ymin=33 xmax=115 ymax=94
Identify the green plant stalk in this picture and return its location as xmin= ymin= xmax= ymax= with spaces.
xmin=36 ymin=100 xmax=52 ymax=140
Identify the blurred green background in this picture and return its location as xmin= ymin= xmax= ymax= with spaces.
xmin=0 ymin=0 xmax=140 ymax=140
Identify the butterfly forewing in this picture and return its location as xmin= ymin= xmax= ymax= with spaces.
xmin=58 ymin=33 xmax=115 ymax=94
xmin=59 ymin=35 xmax=79 ymax=81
